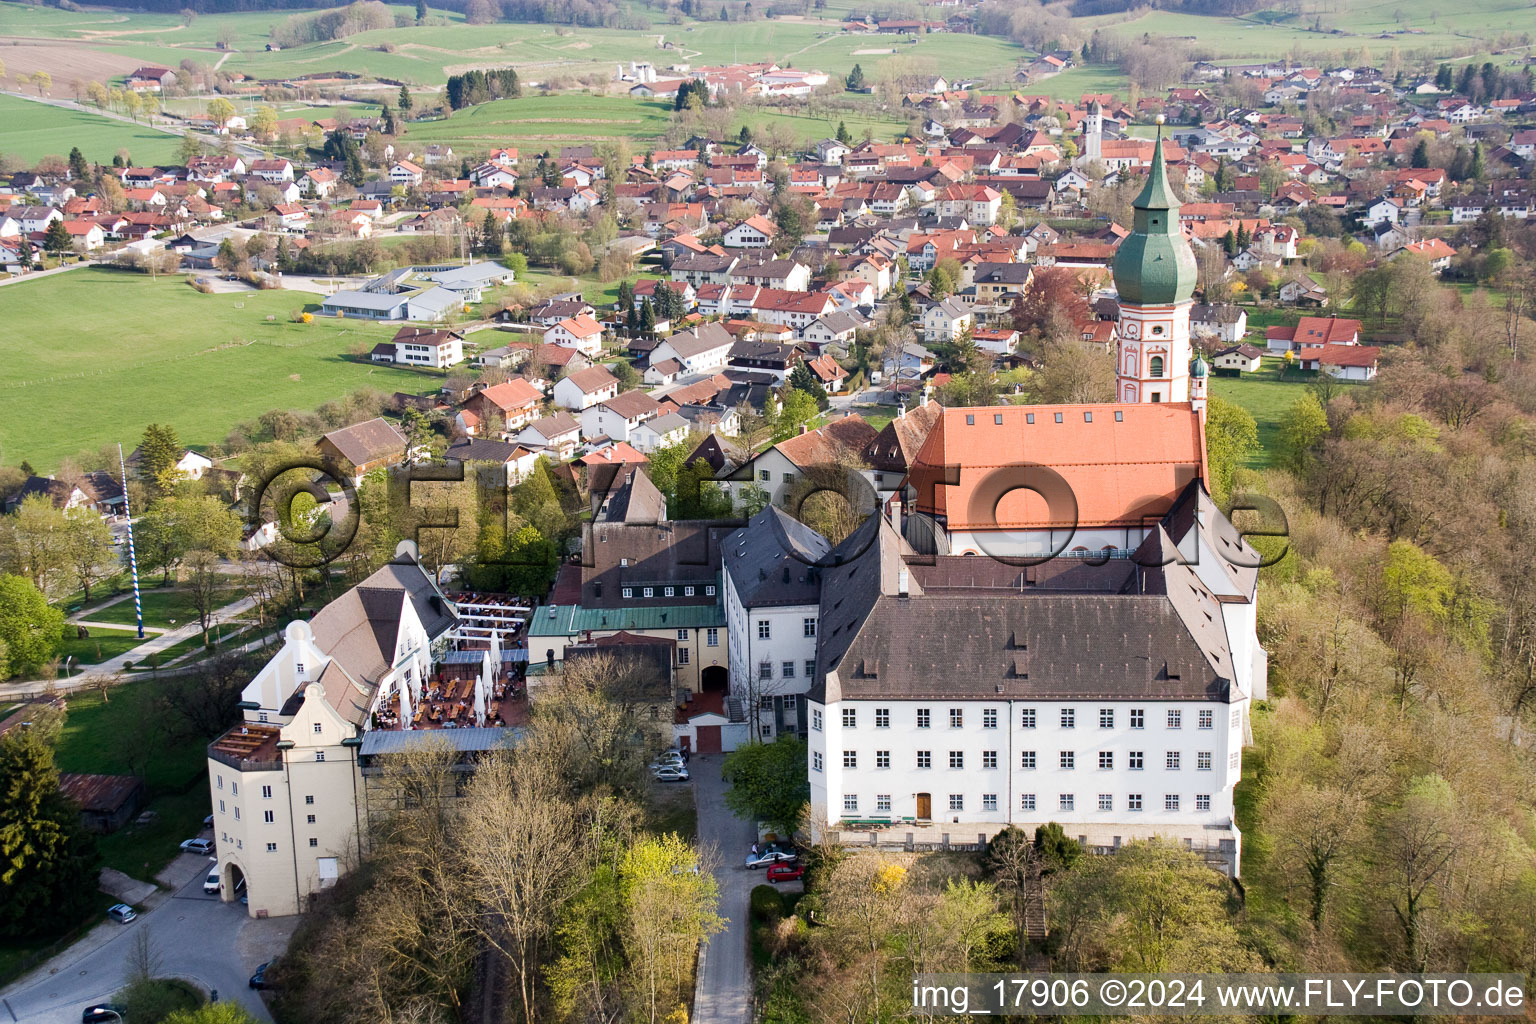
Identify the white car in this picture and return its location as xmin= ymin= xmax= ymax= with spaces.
xmin=649 ymin=757 xmax=685 ymax=772
xmin=203 ymin=868 xmax=221 ymax=895
xmin=652 ymin=765 xmax=690 ymax=782
xmin=180 ymin=838 xmax=215 ymax=856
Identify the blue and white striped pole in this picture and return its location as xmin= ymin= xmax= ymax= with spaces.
xmin=117 ymin=444 xmax=144 ymax=640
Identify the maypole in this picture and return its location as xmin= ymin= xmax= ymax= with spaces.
xmin=117 ymin=444 xmax=144 ymax=639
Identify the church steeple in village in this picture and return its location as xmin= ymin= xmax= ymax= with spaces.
xmin=1110 ymin=119 xmax=1199 ymax=406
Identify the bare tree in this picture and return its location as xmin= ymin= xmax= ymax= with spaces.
xmin=458 ymin=748 xmax=584 ymax=1024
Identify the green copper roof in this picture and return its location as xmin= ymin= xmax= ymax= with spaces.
xmin=1111 ymin=129 xmax=1197 ymax=307
xmin=528 ymin=602 xmax=726 ymax=637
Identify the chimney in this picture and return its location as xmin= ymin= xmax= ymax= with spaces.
xmin=799 ymin=423 xmax=809 ymax=434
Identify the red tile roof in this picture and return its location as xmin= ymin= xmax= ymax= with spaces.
xmin=910 ymin=404 xmax=1207 ymax=530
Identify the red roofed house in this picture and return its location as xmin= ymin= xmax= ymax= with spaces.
xmin=468 ymin=377 xmax=544 ymax=429
xmin=1394 ymin=238 xmax=1456 ymax=272
xmin=1264 ymin=314 xmax=1361 ymax=354
xmin=1297 ymin=343 xmax=1381 ymax=381
xmin=544 ymin=314 xmax=605 ymax=357
xmin=804 ymin=352 xmax=851 ymax=393
xmin=60 ymin=221 xmax=106 ymax=250
xmin=722 ymin=214 xmax=779 ymax=249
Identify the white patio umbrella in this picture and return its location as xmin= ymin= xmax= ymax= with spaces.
xmin=474 ymin=651 xmax=490 ymax=727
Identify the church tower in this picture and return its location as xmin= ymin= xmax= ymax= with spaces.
xmin=1083 ymin=100 xmax=1102 ymax=162
xmin=1111 ymin=120 xmax=1197 ymax=405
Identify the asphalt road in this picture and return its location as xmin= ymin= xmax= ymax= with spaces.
xmin=690 ymin=754 xmax=758 ymax=1024
xmin=0 ymin=853 xmax=295 ymax=1024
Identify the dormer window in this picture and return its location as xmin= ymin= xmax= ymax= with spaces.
xmin=296 ymin=663 xmax=305 ymax=676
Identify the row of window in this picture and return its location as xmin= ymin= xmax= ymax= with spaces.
xmin=619 ymin=584 xmax=717 ymax=600
xmin=825 ymin=706 xmax=1242 ymax=731
xmin=216 ymin=792 xmax=319 ymax=822
xmin=757 ymin=618 xmax=818 ymax=639
xmin=760 ymin=659 xmax=817 ymax=680
xmin=836 ymin=750 xmax=1236 ymax=771
xmin=839 ymin=793 xmax=1214 ymax=814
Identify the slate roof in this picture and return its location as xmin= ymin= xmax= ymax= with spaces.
xmin=661 ymin=322 xmax=734 ymax=359
xmin=446 ymin=437 xmax=535 ymax=463
xmin=594 ymin=465 xmax=667 ymax=523
xmin=724 ymin=506 xmax=832 ymax=607
xmin=810 ymin=517 xmax=1235 ymax=704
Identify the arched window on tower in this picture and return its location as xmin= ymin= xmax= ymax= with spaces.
xmin=1149 ymin=355 xmax=1165 ymax=378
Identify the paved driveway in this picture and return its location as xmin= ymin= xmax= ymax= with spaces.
xmin=0 ymin=854 xmax=295 ymax=1024
xmin=691 ymin=754 xmax=757 ymax=1024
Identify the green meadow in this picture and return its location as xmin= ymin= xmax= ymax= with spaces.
xmin=0 ymin=269 xmax=424 ymax=471
xmin=0 ymin=92 xmax=184 ymax=166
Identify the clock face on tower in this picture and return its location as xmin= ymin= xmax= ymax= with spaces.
xmin=1121 ymin=320 xmax=1140 ymax=340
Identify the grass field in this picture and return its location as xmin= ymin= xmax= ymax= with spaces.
xmin=82 ymin=587 xmax=240 ymax=630
xmin=517 ymin=267 xmax=628 ymax=308
xmin=7 ymin=0 xmax=1536 ymax=99
xmin=1079 ymin=0 xmax=1536 ymax=60
xmin=1209 ymin=356 xmax=1361 ymax=468
xmin=59 ymin=626 xmax=148 ymax=667
xmin=395 ymin=92 xmax=912 ymax=152
xmin=0 ymin=269 xmax=432 ymax=471
xmin=54 ymin=681 xmax=213 ymax=880
xmin=0 ymin=91 xmax=184 ymax=166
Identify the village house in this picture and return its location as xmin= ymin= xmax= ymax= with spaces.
xmin=1212 ymin=344 xmax=1265 ymax=373
xmin=922 ymin=297 xmax=974 ymax=344
xmin=581 ymin=390 xmax=663 ymax=443
xmin=648 ymin=323 xmax=735 ymax=376
xmin=516 ymin=412 xmax=583 ymax=458
xmin=1189 ymin=304 xmax=1248 ymax=343
xmin=544 ymin=314 xmax=606 ymax=357
xmin=553 ymin=366 xmax=622 ymax=411
xmin=375 ymin=326 xmax=464 ymax=369
xmin=466 ymin=377 xmax=544 ymax=430
xmin=317 ymin=418 xmax=409 ymax=485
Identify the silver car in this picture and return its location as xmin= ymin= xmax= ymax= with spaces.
xmin=745 ymin=849 xmax=797 ymax=869
xmin=652 ymin=765 xmax=691 ymax=782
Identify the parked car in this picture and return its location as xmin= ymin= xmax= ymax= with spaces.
xmin=106 ymin=904 xmax=137 ymax=924
xmin=204 ymin=869 xmax=221 ymax=895
xmin=249 ymin=961 xmax=275 ymax=990
xmin=203 ymin=814 xmax=215 ymax=828
xmin=745 ymin=848 xmax=797 ymax=869
xmin=180 ymin=838 xmax=215 ymax=855
xmin=648 ymin=757 xmax=685 ymax=772
xmin=81 ymin=1003 xmax=127 ymax=1023
xmin=766 ymin=862 xmax=804 ymax=883
xmin=651 ymin=765 xmax=690 ymax=782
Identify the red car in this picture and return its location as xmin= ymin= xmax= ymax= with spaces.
xmin=766 ymin=862 xmax=804 ymax=883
